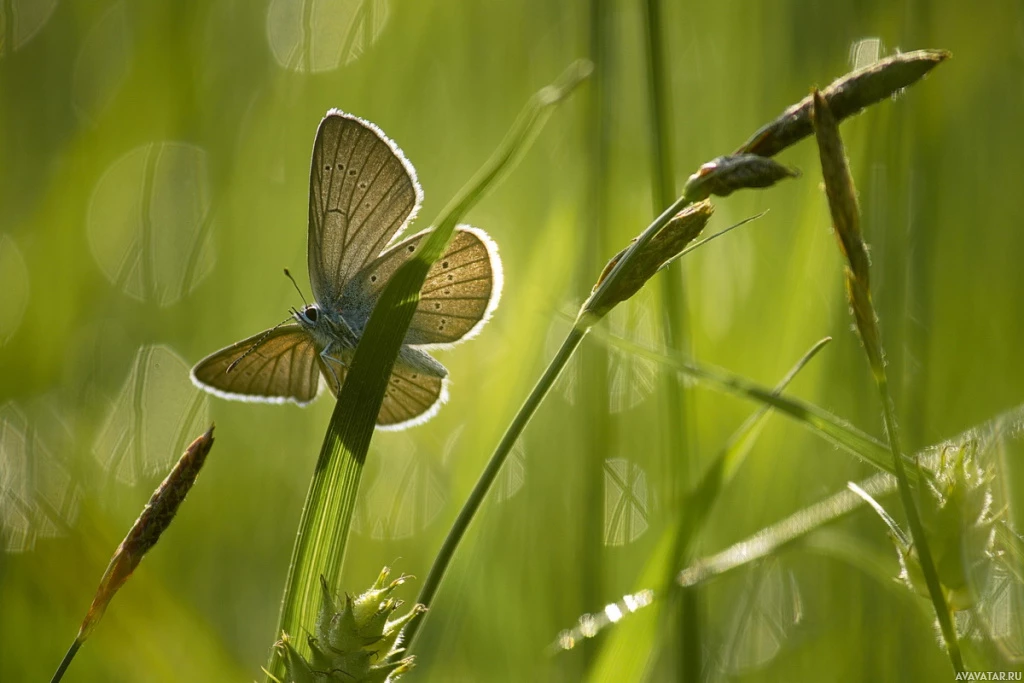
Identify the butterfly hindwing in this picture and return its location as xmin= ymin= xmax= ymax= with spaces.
xmin=339 ymin=226 xmax=502 ymax=346
xmin=318 ymin=344 xmax=447 ymax=430
xmin=412 ymin=226 xmax=502 ymax=346
xmin=377 ymin=348 xmax=449 ymax=429
xmin=191 ymin=325 xmax=321 ymax=405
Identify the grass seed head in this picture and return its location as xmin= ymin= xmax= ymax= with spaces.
xmin=683 ymin=154 xmax=799 ymax=202
xmin=738 ymin=49 xmax=950 ymax=158
xmin=585 ymin=200 xmax=713 ymax=318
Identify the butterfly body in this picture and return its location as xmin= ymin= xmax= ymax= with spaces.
xmin=293 ymin=302 xmax=355 ymax=359
xmin=191 ymin=110 xmax=501 ymax=429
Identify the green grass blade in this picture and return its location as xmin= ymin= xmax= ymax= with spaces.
xmin=639 ymin=0 xmax=699 ymax=677
xmin=574 ymin=339 xmax=828 ymax=681
xmin=678 ymin=403 xmax=1024 ymax=586
xmin=587 ymin=329 xmax=896 ymax=477
xmin=265 ymin=61 xmax=591 ymax=680
xmin=578 ymin=2 xmax=613 ymax=670
xmin=812 ymin=88 xmax=961 ymax=672
xmin=566 ymin=403 xmax=1023 ymax=676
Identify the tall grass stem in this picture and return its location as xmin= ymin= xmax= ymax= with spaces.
xmin=266 ymin=61 xmax=592 ymax=679
xmin=640 ymin=0 xmax=701 ymax=678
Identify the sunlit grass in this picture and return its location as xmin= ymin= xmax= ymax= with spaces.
xmin=3 ymin=4 xmax=1024 ymax=682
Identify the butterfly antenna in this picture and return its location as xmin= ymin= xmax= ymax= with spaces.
xmin=226 ymin=315 xmax=293 ymax=373
xmin=283 ymin=268 xmax=309 ymax=307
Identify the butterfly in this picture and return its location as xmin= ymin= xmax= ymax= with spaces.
xmin=191 ymin=110 xmax=502 ymax=430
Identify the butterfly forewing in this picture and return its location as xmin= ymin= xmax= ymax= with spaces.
xmin=340 ymin=226 xmax=501 ymax=346
xmin=308 ymin=111 xmax=422 ymax=305
xmin=191 ymin=325 xmax=321 ymax=404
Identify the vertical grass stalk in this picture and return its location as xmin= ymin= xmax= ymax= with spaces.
xmin=266 ymin=61 xmax=592 ymax=680
xmin=811 ymin=90 xmax=964 ymax=674
xmin=404 ymin=201 xmax=715 ymax=654
xmin=579 ymin=0 xmax=613 ymax=668
xmin=640 ymin=1 xmax=701 ymax=679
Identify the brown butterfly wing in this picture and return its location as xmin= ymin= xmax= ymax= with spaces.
xmin=317 ymin=344 xmax=446 ymax=429
xmin=411 ymin=226 xmax=502 ymax=346
xmin=307 ymin=111 xmax=422 ymax=307
xmin=338 ymin=226 xmax=502 ymax=346
xmin=191 ymin=325 xmax=321 ymax=405
xmin=377 ymin=348 xmax=449 ymax=430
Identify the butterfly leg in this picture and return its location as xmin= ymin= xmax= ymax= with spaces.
xmin=318 ymin=342 xmax=350 ymax=394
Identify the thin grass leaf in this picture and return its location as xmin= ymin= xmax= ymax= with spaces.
xmin=681 ymin=470 xmax=895 ymax=583
xmin=404 ymin=185 xmax=715 ymax=659
xmin=586 ymin=329 xmax=897 ymax=477
xmin=799 ymin=529 xmax=907 ymax=600
xmin=848 ymin=481 xmax=911 ymax=546
xmin=265 ymin=61 xmax=592 ymax=679
xmin=543 ymin=339 xmax=827 ymax=680
xmin=51 ymin=426 xmax=215 ymax=683
xmin=677 ymin=403 xmax=1024 ymax=589
xmin=578 ymin=5 xmax=615 ymax=669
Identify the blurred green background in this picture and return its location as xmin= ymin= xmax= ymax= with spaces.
xmin=2 ymin=1 xmax=1023 ymax=681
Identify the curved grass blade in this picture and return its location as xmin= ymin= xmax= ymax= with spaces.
xmin=402 ymin=200 xmax=713 ymax=657
xmin=587 ymin=328 xmax=897 ymax=477
xmin=265 ymin=60 xmax=592 ymax=679
xmin=562 ymin=403 xmax=1023 ymax=673
xmin=539 ymin=339 xmax=827 ymax=679
xmin=677 ymin=403 xmax=1024 ymax=588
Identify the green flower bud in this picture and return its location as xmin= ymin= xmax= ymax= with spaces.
xmin=894 ymin=442 xmax=999 ymax=611
xmin=275 ymin=567 xmax=426 ymax=682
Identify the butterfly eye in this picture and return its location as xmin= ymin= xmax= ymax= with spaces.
xmin=304 ymin=306 xmax=319 ymax=322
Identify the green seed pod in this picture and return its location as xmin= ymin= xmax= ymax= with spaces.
xmin=894 ymin=442 xmax=998 ymax=611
